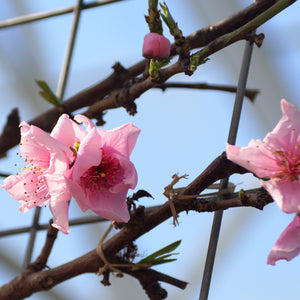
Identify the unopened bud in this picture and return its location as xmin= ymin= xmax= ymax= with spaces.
xmin=143 ymin=32 xmax=171 ymax=59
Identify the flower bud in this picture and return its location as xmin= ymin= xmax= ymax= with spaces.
xmin=143 ymin=32 xmax=171 ymax=59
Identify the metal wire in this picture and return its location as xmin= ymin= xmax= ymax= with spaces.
xmin=199 ymin=38 xmax=255 ymax=300
xmin=0 ymin=0 xmax=125 ymax=29
xmin=22 ymin=206 xmax=41 ymax=270
xmin=21 ymin=0 xmax=84 ymax=270
xmin=0 ymin=1 xmax=258 ymax=298
xmin=56 ymin=0 xmax=83 ymax=100
xmin=0 ymin=205 xmax=159 ymax=238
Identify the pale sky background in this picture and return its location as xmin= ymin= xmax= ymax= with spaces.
xmin=0 ymin=1 xmax=300 ymax=299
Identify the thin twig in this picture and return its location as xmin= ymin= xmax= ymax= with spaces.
xmin=0 ymin=0 xmax=127 ymax=29
xmin=0 ymin=186 xmax=272 ymax=299
xmin=0 ymin=207 xmax=160 ymax=238
xmin=0 ymin=151 xmax=268 ymax=299
xmin=64 ymin=0 xmax=299 ymax=119
xmin=0 ymin=173 xmax=10 ymax=177
xmin=155 ymin=82 xmax=259 ymax=102
xmin=163 ymin=174 xmax=188 ymax=226
xmin=0 ymin=0 xmax=292 ymax=157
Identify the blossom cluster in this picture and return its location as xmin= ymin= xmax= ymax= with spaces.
xmin=226 ymin=99 xmax=300 ymax=265
xmin=1 ymin=115 xmax=140 ymax=234
xmin=2 ymin=98 xmax=299 ymax=266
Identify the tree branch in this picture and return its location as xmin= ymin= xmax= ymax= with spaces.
xmin=0 ymin=152 xmax=273 ymax=299
xmin=155 ymin=82 xmax=259 ymax=102
xmin=0 ymin=108 xmax=20 ymax=158
xmin=25 ymin=220 xmax=58 ymax=273
xmin=0 ymin=1 xmax=292 ymax=298
xmin=0 ymin=0 xmax=295 ymax=157
xmin=108 ymin=256 xmax=188 ymax=299
xmin=0 ymin=186 xmax=272 ymax=299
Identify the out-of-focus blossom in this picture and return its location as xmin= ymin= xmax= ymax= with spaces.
xmin=143 ymin=32 xmax=171 ymax=59
xmin=226 ymin=99 xmax=300 ymax=264
xmin=1 ymin=120 xmax=73 ymax=234
xmin=226 ymin=99 xmax=300 ymax=213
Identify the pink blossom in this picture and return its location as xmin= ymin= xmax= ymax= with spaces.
xmin=1 ymin=114 xmax=140 ymax=231
xmin=143 ymin=32 xmax=171 ymax=59
xmin=64 ymin=115 xmax=141 ymax=223
xmin=226 ymin=99 xmax=300 ymax=213
xmin=226 ymin=99 xmax=300 ymax=264
xmin=1 ymin=119 xmax=73 ymax=234
xmin=267 ymin=215 xmax=300 ymax=265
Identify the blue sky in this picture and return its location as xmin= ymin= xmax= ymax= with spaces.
xmin=0 ymin=1 xmax=300 ymax=299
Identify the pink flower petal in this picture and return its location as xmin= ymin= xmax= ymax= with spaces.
xmin=2 ymin=118 xmax=74 ymax=234
xmin=267 ymin=215 xmax=300 ymax=265
xmin=74 ymin=114 xmax=96 ymax=132
xmin=226 ymin=99 xmax=300 ymax=220
xmin=72 ymin=127 xmax=103 ymax=180
xmin=45 ymin=174 xmax=71 ymax=234
xmin=261 ymin=179 xmax=300 ymax=213
xmin=47 ymin=152 xmax=72 ymax=175
xmin=20 ymin=121 xmax=71 ymax=156
xmin=87 ymin=189 xmax=130 ymax=222
xmin=3 ymin=171 xmax=50 ymax=212
xmin=67 ymin=119 xmax=140 ymax=223
xmin=51 ymin=114 xmax=86 ymax=148
xmin=97 ymin=123 xmax=141 ymax=158
xmin=226 ymin=141 xmax=282 ymax=178
xmin=66 ymin=177 xmax=130 ymax=222
xmin=116 ymin=155 xmax=138 ymax=188
xmin=65 ymin=177 xmax=89 ymax=212
xmin=264 ymin=99 xmax=300 ymax=154
xmin=272 ymin=99 xmax=300 ymax=135
xmin=3 ymin=172 xmax=32 ymax=202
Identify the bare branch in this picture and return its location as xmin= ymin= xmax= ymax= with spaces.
xmin=155 ymin=82 xmax=259 ymax=102
xmin=25 ymin=221 xmax=58 ymax=273
xmin=0 ymin=108 xmax=20 ymax=158
xmin=0 ymin=185 xmax=272 ymax=299
xmin=0 ymin=0 xmax=295 ymax=157
xmin=0 ymin=151 xmax=273 ymax=299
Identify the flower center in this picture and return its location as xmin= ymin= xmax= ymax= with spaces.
xmin=80 ymin=154 xmax=124 ymax=192
xmin=274 ymin=146 xmax=300 ymax=181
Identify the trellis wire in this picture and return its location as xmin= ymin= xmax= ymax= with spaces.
xmin=0 ymin=0 xmax=125 ymax=29
xmin=0 ymin=0 xmax=129 ymax=271
xmin=199 ymin=37 xmax=255 ymax=300
xmin=56 ymin=0 xmax=83 ymax=100
xmin=0 ymin=1 xmax=257 ymax=299
xmin=22 ymin=0 xmax=84 ymax=270
xmin=0 ymin=206 xmax=159 ymax=238
xmin=22 ymin=206 xmax=41 ymax=270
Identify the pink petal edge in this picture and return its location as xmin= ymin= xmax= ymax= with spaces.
xmin=267 ymin=215 xmax=300 ymax=265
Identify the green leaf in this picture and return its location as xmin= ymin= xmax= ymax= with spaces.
xmin=148 ymin=258 xmax=178 ymax=266
xmin=137 ymin=240 xmax=181 ymax=266
xmin=159 ymin=2 xmax=179 ymax=37
xmin=149 ymin=57 xmax=171 ymax=80
xmin=188 ymin=56 xmax=209 ymax=72
xmin=35 ymin=80 xmax=62 ymax=107
xmin=159 ymin=3 xmax=173 ymax=32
